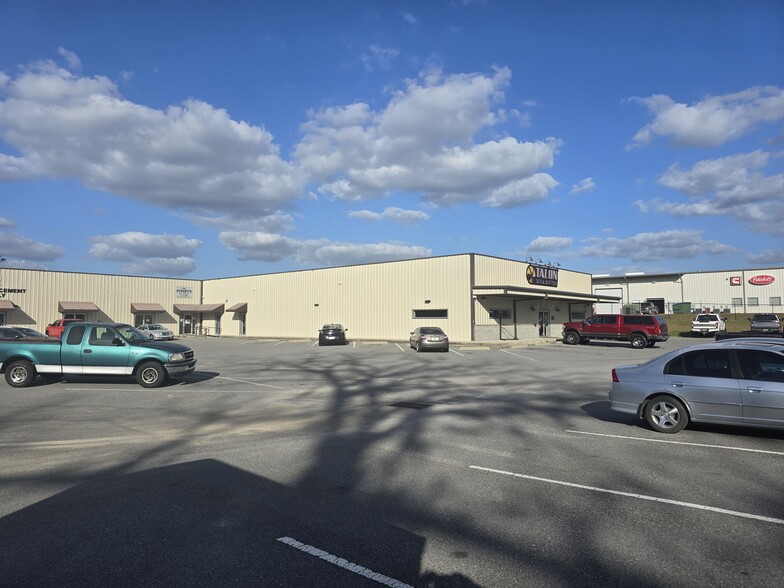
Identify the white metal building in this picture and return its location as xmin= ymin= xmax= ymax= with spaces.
xmin=0 ymin=254 xmax=614 ymax=342
xmin=592 ymin=267 xmax=784 ymax=315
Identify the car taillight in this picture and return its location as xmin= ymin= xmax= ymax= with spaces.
xmin=611 ymin=369 xmax=619 ymax=383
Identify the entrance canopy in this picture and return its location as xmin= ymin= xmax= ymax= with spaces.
xmin=58 ymin=301 xmax=99 ymax=313
xmin=173 ymin=303 xmax=225 ymax=314
xmin=0 ymin=300 xmax=15 ymax=310
xmin=131 ymin=303 xmax=166 ymax=313
xmin=472 ymin=285 xmax=620 ymax=304
xmin=226 ymin=302 xmax=247 ymax=313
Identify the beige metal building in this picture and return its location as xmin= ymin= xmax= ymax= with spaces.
xmin=592 ymin=267 xmax=784 ymax=315
xmin=0 ymin=254 xmax=613 ymax=342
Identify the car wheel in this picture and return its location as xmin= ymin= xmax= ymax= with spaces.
xmin=136 ymin=361 xmax=167 ymax=388
xmin=646 ymin=341 xmax=656 ymax=348
xmin=630 ymin=334 xmax=647 ymax=349
xmin=416 ymin=342 xmax=422 ymax=352
xmin=644 ymin=395 xmax=688 ymax=433
xmin=5 ymin=359 xmax=36 ymax=387
xmin=563 ymin=330 xmax=580 ymax=345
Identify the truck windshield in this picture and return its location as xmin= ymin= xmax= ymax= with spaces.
xmin=115 ymin=324 xmax=149 ymax=342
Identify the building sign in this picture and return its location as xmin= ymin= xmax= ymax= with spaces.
xmin=526 ymin=264 xmax=559 ymax=287
xmin=749 ymin=275 xmax=775 ymax=286
xmin=729 ymin=276 xmax=742 ymax=286
xmin=176 ymin=286 xmax=193 ymax=298
xmin=0 ymin=288 xmax=27 ymax=298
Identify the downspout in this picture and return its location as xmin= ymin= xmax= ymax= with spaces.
xmin=469 ymin=254 xmax=476 ymax=342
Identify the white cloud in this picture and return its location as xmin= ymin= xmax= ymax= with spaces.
xmin=219 ymin=231 xmax=430 ymax=265
xmin=524 ymin=236 xmax=573 ymax=253
xmin=628 ymin=86 xmax=784 ymax=149
xmin=296 ymin=66 xmax=561 ymax=207
xmin=88 ymin=232 xmax=201 ymax=276
xmin=361 ymin=45 xmax=399 ymax=72
xmin=569 ymin=177 xmax=595 ymax=195
xmin=0 ymin=232 xmax=63 ymax=261
xmin=0 ymin=217 xmax=15 ymax=228
xmin=349 ymin=206 xmax=429 ymax=224
xmin=579 ymin=230 xmax=736 ymax=262
xmin=747 ymin=249 xmax=784 ymax=265
xmin=0 ymin=58 xmax=304 ymax=219
xmin=57 ymin=47 xmax=82 ymax=70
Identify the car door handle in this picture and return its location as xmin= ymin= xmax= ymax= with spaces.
xmin=670 ymin=381 xmax=685 ymax=387
xmin=83 ymin=349 xmax=92 ymax=354
xmin=746 ymin=387 xmax=763 ymax=394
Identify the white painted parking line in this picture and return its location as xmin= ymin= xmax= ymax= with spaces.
xmin=215 ymin=376 xmax=288 ymax=389
xmin=311 ymin=341 xmax=318 ymax=347
xmin=277 ymin=536 xmax=413 ymax=588
xmin=566 ymin=430 xmax=784 ymax=456
xmin=395 ymin=343 xmax=406 ymax=352
xmin=499 ymin=349 xmax=539 ymax=362
xmin=469 ymin=465 xmax=784 ymax=526
xmin=273 ymin=341 xmax=286 ymax=346
xmin=449 ymin=348 xmax=464 ymax=356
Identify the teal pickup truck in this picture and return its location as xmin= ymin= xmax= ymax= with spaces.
xmin=0 ymin=322 xmax=196 ymax=388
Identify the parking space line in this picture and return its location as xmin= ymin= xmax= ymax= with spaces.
xmin=395 ymin=343 xmax=406 ymax=352
xmin=311 ymin=341 xmax=318 ymax=347
xmin=449 ymin=348 xmax=464 ymax=356
xmin=469 ymin=465 xmax=784 ymax=525
xmin=277 ymin=536 xmax=413 ymax=588
xmin=499 ymin=349 xmax=539 ymax=362
xmin=273 ymin=341 xmax=286 ymax=346
xmin=215 ymin=376 xmax=288 ymax=389
xmin=566 ymin=430 xmax=784 ymax=456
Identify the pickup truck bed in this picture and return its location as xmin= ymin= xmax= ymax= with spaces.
xmin=1 ymin=322 xmax=196 ymax=388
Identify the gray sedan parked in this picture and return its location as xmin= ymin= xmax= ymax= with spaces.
xmin=610 ymin=338 xmax=784 ymax=433
xmin=409 ymin=326 xmax=449 ymax=352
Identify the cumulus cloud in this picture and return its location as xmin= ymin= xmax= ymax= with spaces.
xmin=88 ymin=232 xmax=201 ymax=276
xmin=524 ymin=236 xmax=573 ymax=254
xmin=0 ymin=59 xmax=303 ymax=219
xmin=570 ymin=177 xmax=595 ymax=195
xmin=747 ymin=249 xmax=784 ymax=265
xmin=296 ymin=66 xmax=561 ymax=207
xmin=579 ymin=230 xmax=736 ymax=262
xmin=0 ymin=217 xmax=15 ymax=228
xmin=57 ymin=47 xmax=82 ymax=70
xmin=219 ymin=231 xmax=430 ymax=266
xmin=348 ymin=206 xmax=429 ymax=224
xmin=637 ymin=150 xmax=784 ymax=235
xmin=0 ymin=231 xmax=63 ymax=262
xmin=628 ymin=86 xmax=784 ymax=149
xmin=360 ymin=45 xmax=399 ymax=72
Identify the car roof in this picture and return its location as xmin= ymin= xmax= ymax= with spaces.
xmin=711 ymin=338 xmax=784 ymax=350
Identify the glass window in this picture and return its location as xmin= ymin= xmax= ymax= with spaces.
xmin=88 ymin=326 xmax=116 ymax=345
xmin=732 ymin=298 xmax=743 ymax=307
xmin=65 ymin=326 xmax=85 ymax=345
xmin=736 ymin=350 xmax=784 ymax=383
xmin=748 ymin=297 xmax=759 ymax=307
xmin=64 ymin=313 xmax=87 ymax=321
xmin=489 ymin=309 xmax=510 ymax=319
xmin=770 ymin=297 xmax=782 ymax=306
xmin=413 ymin=309 xmax=448 ymax=319
xmin=665 ymin=350 xmax=732 ymax=379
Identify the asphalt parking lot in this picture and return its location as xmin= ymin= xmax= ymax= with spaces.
xmin=1 ymin=336 xmax=782 ymax=587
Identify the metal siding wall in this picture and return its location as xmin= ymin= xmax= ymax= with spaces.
xmin=0 ymin=268 xmax=201 ymax=331
xmin=203 ymin=256 xmax=473 ymax=341
xmin=473 ymin=255 xmax=591 ymax=293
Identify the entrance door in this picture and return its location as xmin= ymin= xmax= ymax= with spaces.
xmin=182 ymin=314 xmax=194 ymax=335
xmin=538 ymin=310 xmax=550 ymax=337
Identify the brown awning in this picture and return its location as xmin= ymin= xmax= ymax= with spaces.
xmin=131 ymin=303 xmax=166 ymax=313
xmin=226 ymin=302 xmax=247 ymax=313
xmin=0 ymin=300 xmax=15 ymax=310
xmin=58 ymin=301 xmax=99 ymax=313
xmin=173 ymin=303 xmax=225 ymax=314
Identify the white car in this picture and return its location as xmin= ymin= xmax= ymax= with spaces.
xmin=137 ymin=324 xmax=174 ymax=340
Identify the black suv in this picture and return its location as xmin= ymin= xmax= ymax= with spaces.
xmin=318 ymin=324 xmax=348 ymax=346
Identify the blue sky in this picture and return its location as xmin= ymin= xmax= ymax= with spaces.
xmin=1 ymin=0 xmax=783 ymax=279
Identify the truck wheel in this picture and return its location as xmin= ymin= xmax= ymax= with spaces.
xmin=5 ymin=360 xmax=37 ymax=388
xmin=563 ymin=331 xmax=580 ymax=345
xmin=136 ymin=361 xmax=167 ymax=388
xmin=630 ymin=334 xmax=647 ymax=349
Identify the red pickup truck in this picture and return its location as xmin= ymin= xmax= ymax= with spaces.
xmin=45 ymin=318 xmax=84 ymax=338
xmin=562 ymin=314 xmax=669 ymax=349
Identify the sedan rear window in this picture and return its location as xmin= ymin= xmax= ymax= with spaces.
xmin=665 ymin=350 xmax=732 ymax=379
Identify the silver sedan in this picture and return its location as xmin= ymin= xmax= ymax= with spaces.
xmin=409 ymin=326 xmax=449 ymax=352
xmin=137 ymin=324 xmax=175 ymax=340
xmin=610 ymin=338 xmax=784 ymax=433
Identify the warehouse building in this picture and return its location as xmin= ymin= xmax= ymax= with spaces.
xmin=592 ymin=267 xmax=784 ymax=315
xmin=0 ymin=254 xmax=614 ymax=342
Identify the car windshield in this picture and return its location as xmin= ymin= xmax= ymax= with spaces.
xmin=696 ymin=315 xmax=718 ymax=322
xmin=753 ymin=314 xmax=777 ymax=321
xmin=115 ymin=324 xmax=150 ymax=342
xmin=420 ymin=328 xmax=444 ymax=335
xmin=322 ymin=324 xmax=342 ymax=330
xmin=148 ymin=324 xmax=164 ymax=330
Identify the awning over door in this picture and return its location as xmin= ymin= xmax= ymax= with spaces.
xmin=0 ymin=300 xmax=15 ymax=310
xmin=472 ymin=285 xmax=620 ymax=304
xmin=226 ymin=302 xmax=247 ymax=313
xmin=131 ymin=303 xmax=166 ymax=313
xmin=173 ymin=303 xmax=225 ymax=314
xmin=58 ymin=301 xmax=99 ymax=313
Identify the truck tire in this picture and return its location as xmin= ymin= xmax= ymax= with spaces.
xmin=136 ymin=361 xmax=167 ymax=388
xmin=5 ymin=359 xmax=37 ymax=388
xmin=630 ymin=333 xmax=648 ymax=349
xmin=563 ymin=330 xmax=580 ymax=345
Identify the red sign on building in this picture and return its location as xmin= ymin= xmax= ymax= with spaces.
xmin=730 ymin=276 xmax=742 ymax=286
xmin=749 ymin=275 xmax=775 ymax=285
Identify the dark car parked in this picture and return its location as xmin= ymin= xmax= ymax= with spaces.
xmin=318 ymin=324 xmax=348 ymax=346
